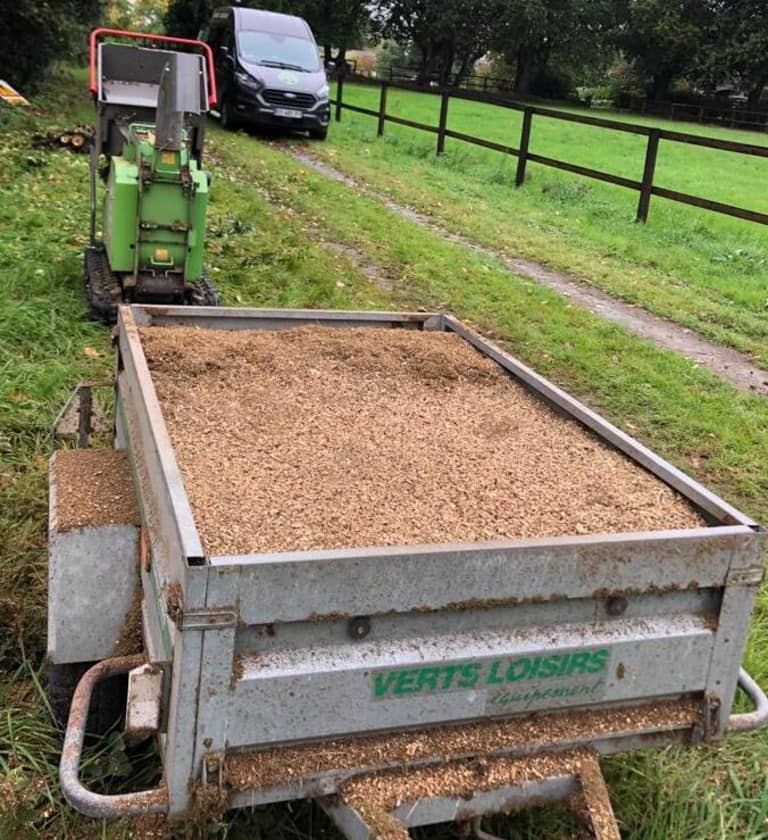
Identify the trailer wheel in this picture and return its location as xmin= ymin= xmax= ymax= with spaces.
xmin=48 ymin=661 xmax=128 ymax=736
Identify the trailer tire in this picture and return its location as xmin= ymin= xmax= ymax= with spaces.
xmin=48 ymin=661 xmax=128 ymax=736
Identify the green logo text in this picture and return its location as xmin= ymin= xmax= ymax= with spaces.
xmin=372 ymin=648 xmax=609 ymax=700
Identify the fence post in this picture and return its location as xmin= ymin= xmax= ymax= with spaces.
xmin=335 ymin=73 xmax=344 ymax=123
xmin=377 ymin=82 xmax=388 ymax=137
xmin=437 ymin=91 xmax=450 ymax=155
xmin=515 ymin=107 xmax=533 ymax=187
xmin=636 ymin=129 xmax=660 ymax=223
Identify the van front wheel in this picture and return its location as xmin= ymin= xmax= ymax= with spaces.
xmin=220 ymin=97 xmax=240 ymax=131
xmin=309 ymin=126 xmax=328 ymax=141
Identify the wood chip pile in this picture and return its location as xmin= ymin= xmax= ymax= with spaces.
xmin=139 ymin=325 xmax=705 ymax=556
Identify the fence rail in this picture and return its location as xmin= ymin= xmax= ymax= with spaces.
xmin=332 ymin=75 xmax=768 ymax=227
xmin=382 ymin=66 xmax=768 ymax=132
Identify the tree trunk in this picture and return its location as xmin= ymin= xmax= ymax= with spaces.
xmin=439 ymin=46 xmax=454 ymax=87
xmin=747 ymin=79 xmax=766 ymax=109
xmin=324 ymin=44 xmax=332 ymax=64
xmin=650 ymin=72 xmax=673 ymax=102
xmin=334 ymin=46 xmax=347 ymax=76
xmin=514 ymin=47 xmax=535 ymax=95
xmin=454 ymin=51 xmax=479 ymax=87
xmin=416 ymin=42 xmax=432 ymax=84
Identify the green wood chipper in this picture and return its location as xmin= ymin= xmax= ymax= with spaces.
xmin=85 ymin=29 xmax=220 ymax=321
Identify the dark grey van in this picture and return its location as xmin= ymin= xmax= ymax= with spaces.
xmin=202 ymin=7 xmax=330 ymax=139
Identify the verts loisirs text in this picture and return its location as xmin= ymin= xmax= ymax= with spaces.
xmin=373 ymin=647 xmax=610 ymax=711
xmin=202 ymin=7 xmax=331 ymax=138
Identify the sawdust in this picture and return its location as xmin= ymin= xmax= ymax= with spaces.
xmin=53 ymin=449 xmax=139 ymax=532
xmin=139 ymin=325 xmax=705 ymax=556
xmin=129 ymin=815 xmax=175 ymax=839
xmin=224 ymin=698 xmax=699 ymax=791
xmin=112 ymin=587 xmax=144 ymax=657
xmin=343 ymin=747 xmax=590 ymax=810
xmin=577 ymin=753 xmax=621 ymax=840
xmin=348 ymin=804 xmax=411 ymax=840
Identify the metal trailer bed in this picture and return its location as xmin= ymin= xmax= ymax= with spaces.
xmin=54 ymin=304 xmax=768 ymax=838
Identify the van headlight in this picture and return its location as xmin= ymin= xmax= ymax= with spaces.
xmin=235 ymin=71 xmax=262 ymax=91
xmin=316 ymin=83 xmax=330 ymax=101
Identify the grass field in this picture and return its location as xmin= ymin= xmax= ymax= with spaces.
xmin=2 ymin=70 xmax=768 ymax=838
xmin=307 ymin=82 xmax=768 ymax=366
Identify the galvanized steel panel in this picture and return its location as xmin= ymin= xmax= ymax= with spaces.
xmin=210 ymin=529 xmax=748 ymax=624
xmin=222 ymin=616 xmax=712 ymax=747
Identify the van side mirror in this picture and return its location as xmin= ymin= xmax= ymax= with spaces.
xmin=325 ymin=60 xmax=336 ymax=72
xmin=220 ymin=45 xmax=229 ymax=56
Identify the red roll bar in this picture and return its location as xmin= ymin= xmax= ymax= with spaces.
xmin=89 ymin=28 xmax=217 ymax=107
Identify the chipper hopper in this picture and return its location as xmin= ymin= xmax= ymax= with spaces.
xmin=84 ymin=29 xmax=219 ymax=321
xmin=49 ymin=306 xmax=768 ymax=838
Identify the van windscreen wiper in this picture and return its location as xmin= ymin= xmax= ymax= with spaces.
xmin=257 ymin=60 xmax=307 ymax=71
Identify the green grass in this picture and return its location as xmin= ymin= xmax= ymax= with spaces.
xmin=307 ymin=82 xmax=768 ymax=366
xmin=2 ymin=69 xmax=768 ymax=838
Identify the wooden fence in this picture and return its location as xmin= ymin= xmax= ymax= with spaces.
xmin=381 ymin=66 xmax=768 ymax=131
xmin=332 ymin=75 xmax=768 ymax=227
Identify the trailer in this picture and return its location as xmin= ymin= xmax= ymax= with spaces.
xmin=50 ymin=305 xmax=768 ymax=838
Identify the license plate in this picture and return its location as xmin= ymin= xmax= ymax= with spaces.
xmin=275 ymin=108 xmax=303 ymax=119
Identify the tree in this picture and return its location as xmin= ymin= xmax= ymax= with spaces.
xmin=614 ymin=0 xmax=711 ymax=101
xmin=110 ymin=0 xmax=170 ymax=32
xmin=163 ymin=0 xmax=211 ymax=39
xmin=374 ymin=0 xmax=498 ymax=85
xmin=299 ymin=0 xmax=369 ymax=65
xmin=375 ymin=39 xmax=412 ymax=79
xmin=704 ymin=0 xmax=768 ymax=107
xmin=0 ymin=0 xmax=101 ymax=90
xmin=489 ymin=0 xmax=618 ymax=95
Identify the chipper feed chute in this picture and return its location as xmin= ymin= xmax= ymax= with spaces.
xmin=84 ymin=29 xmax=220 ymax=322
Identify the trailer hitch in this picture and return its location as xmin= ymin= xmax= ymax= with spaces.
xmin=59 ymin=654 xmax=169 ymax=818
xmin=321 ymin=750 xmax=621 ymax=840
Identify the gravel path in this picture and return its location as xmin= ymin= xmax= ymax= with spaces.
xmin=288 ymin=148 xmax=768 ymax=400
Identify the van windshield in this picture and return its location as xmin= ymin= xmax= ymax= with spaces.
xmin=237 ymin=31 xmax=320 ymax=72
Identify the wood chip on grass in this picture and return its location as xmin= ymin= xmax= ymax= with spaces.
xmin=139 ymin=325 xmax=705 ymax=556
